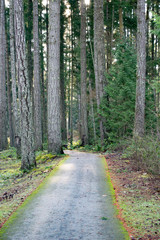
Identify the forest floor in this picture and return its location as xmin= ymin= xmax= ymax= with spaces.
xmin=0 ymin=148 xmax=66 ymax=228
xmin=105 ymin=153 xmax=160 ymax=240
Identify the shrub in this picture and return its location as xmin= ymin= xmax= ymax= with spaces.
xmin=123 ymin=136 xmax=160 ymax=174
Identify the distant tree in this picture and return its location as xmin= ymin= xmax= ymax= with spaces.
xmin=80 ymin=0 xmax=88 ymax=145
xmin=0 ymin=0 xmax=7 ymax=150
xmin=48 ymin=0 xmax=62 ymax=153
xmin=14 ymin=0 xmax=35 ymax=169
xmin=134 ymin=0 xmax=146 ymax=137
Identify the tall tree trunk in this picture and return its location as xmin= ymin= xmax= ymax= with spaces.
xmin=9 ymin=0 xmax=20 ymax=144
xmin=89 ymin=77 xmax=96 ymax=144
xmin=27 ymin=0 xmax=33 ymax=95
xmin=0 ymin=0 xmax=7 ymax=150
xmin=60 ymin=0 xmax=67 ymax=141
xmin=94 ymin=0 xmax=105 ymax=145
xmin=14 ymin=0 xmax=35 ymax=169
xmin=48 ymin=0 xmax=62 ymax=153
xmin=33 ymin=0 xmax=42 ymax=150
xmin=134 ymin=0 xmax=146 ymax=137
xmin=40 ymin=0 xmax=46 ymax=142
xmin=6 ymin=36 xmax=14 ymax=147
xmin=80 ymin=0 xmax=88 ymax=145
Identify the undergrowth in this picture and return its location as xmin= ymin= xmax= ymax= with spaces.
xmin=122 ymin=136 xmax=160 ymax=175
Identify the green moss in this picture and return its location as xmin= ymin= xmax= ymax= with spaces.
xmin=0 ymin=148 xmax=17 ymax=160
xmin=102 ymin=157 xmax=130 ymax=240
xmin=36 ymin=153 xmax=56 ymax=163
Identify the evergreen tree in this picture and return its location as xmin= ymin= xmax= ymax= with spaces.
xmin=48 ymin=0 xmax=62 ymax=154
xmin=33 ymin=0 xmax=43 ymax=150
xmin=14 ymin=0 xmax=35 ymax=169
xmin=0 ymin=0 xmax=7 ymax=150
xmin=102 ymin=43 xmax=137 ymax=143
xmin=134 ymin=0 xmax=146 ymax=137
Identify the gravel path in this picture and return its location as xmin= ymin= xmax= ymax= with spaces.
xmin=0 ymin=151 xmax=129 ymax=240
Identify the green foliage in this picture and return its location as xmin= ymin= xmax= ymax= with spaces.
xmin=151 ymin=12 xmax=160 ymax=38
xmin=101 ymin=42 xmax=137 ymax=144
xmin=123 ymin=136 xmax=160 ymax=174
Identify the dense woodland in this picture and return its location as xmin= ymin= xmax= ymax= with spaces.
xmin=0 ymin=0 xmax=160 ymax=173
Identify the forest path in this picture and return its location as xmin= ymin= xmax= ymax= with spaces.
xmin=0 ymin=151 xmax=129 ymax=240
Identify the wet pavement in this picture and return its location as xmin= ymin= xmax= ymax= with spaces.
xmin=0 ymin=151 xmax=129 ymax=240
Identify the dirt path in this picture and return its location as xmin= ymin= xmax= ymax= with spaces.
xmin=0 ymin=151 xmax=129 ymax=240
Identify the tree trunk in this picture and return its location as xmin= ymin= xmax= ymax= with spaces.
xmin=89 ymin=77 xmax=96 ymax=144
xmin=27 ymin=0 xmax=33 ymax=95
xmin=0 ymin=0 xmax=7 ymax=150
xmin=14 ymin=0 xmax=35 ymax=169
xmin=6 ymin=37 xmax=14 ymax=147
xmin=80 ymin=0 xmax=88 ymax=145
xmin=134 ymin=0 xmax=146 ymax=137
xmin=48 ymin=0 xmax=62 ymax=153
xmin=119 ymin=0 xmax=124 ymax=39
xmin=94 ymin=0 xmax=105 ymax=145
xmin=33 ymin=0 xmax=43 ymax=150
xmin=40 ymin=0 xmax=46 ymax=142
xmin=60 ymin=0 xmax=67 ymax=141
xmin=9 ymin=0 xmax=20 ymax=146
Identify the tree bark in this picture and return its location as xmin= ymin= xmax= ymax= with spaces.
xmin=48 ymin=0 xmax=62 ymax=153
xmin=9 ymin=0 xmax=20 ymax=145
xmin=89 ymin=77 xmax=96 ymax=143
xmin=60 ymin=0 xmax=67 ymax=141
xmin=0 ymin=0 xmax=7 ymax=150
xmin=27 ymin=0 xmax=33 ymax=95
xmin=6 ymin=36 xmax=14 ymax=147
xmin=80 ymin=0 xmax=88 ymax=145
xmin=33 ymin=0 xmax=43 ymax=150
xmin=94 ymin=0 xmax=105 ymax=145
xmin=134 ymin=0 xmax=146 ymax=137
xmin=14 ymin=0 xmax=35 ymax=169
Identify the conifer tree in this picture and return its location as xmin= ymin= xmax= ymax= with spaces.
xmin=94 ymin=0 xmax=105 ymax=145
xmin=134 ymin=0 xmax=146 ymax=137
xmin=33 ymin=0 xmax=43 ymax=150
xmin=48 ymin=0 xmax=62 ymax=154
xmin=0 ymin=0 xmax=7 ymax=150
xmin=80 ymin=0 xmax=88 ymax=145
xmin=14 ymin=0 xmax=35 ymax=169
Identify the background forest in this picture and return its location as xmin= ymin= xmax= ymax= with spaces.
xmin=0 ymin=0 xmax=160 ymax=174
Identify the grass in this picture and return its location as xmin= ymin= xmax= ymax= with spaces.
xmin=0 ymin=147 xmax=66 ymax=228
xmin=119 ymin=197 xmax=160 ymax=238
xmin=105 ymin=153 xmax=160 ymax=240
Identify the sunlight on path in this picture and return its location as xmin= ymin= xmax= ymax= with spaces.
xmin=0 ymin=151 xmax=129 ymax=240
